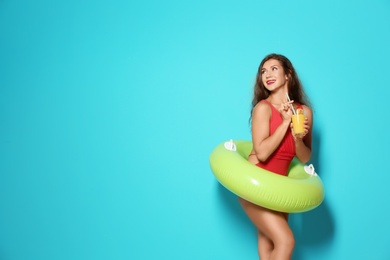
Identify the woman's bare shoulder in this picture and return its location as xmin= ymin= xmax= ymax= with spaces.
xmin=301 ymin=105 xmax=313 ymax=116
xmin=252 ymin=100 xmax=271 ymax=117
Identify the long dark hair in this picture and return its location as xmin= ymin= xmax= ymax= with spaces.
xmin=250 ymin=53 xmax=311 ymax=120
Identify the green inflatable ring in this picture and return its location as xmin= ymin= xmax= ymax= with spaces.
xmin=210 ymin=140 xmax=324 ymax=213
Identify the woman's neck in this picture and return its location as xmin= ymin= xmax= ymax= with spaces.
xmin=267 ymin=86 xmax=288 ymax=104
xmin=267 ymin=92 xmax=287 ymax=105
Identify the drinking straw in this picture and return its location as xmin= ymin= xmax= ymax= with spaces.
xmin=285 ymin=92 xmax=296 ymax=115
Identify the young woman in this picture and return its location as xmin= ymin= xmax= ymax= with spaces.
xmin=239 ymin=53 xmax=313 ymax=259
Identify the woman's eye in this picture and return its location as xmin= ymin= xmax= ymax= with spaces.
xmin=272 ymin=67 xmax=278 ymax=71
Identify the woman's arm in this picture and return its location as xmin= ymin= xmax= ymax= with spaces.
xmin=251 ymin=102 xmax=292 ymax=162
xmin=293 ymin=105 xmax=313 ymax=163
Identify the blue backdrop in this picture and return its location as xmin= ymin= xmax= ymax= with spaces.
xmin=1 ymin=0 xmax=390 ymax=259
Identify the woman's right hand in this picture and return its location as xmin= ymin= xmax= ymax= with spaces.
xmin=277 ymin=100 xmax=294 ymax=122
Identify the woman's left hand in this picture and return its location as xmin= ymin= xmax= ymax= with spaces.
xmin=291 ymin=117 xmax=310 ymax=142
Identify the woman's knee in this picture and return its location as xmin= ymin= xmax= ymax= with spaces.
xmin=276 ymin=233 xmax=295 ymax=251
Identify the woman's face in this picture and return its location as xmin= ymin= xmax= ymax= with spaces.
xmin=260 ymin=59 xmax=289 ymax=92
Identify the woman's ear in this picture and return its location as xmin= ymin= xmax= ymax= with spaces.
xmin=286 ymin=70 xmax=292 ymax=80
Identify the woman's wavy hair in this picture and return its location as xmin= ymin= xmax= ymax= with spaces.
xmin=250 ymin=53 xmax=311 ymax=121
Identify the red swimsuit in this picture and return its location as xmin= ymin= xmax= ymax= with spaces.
xmin=255 ymin=100 xmax=300 ymax=176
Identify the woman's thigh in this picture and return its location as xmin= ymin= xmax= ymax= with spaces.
xmin=239 ymin=198 xmax=293 ymax=244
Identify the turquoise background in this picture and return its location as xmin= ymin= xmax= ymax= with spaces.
xmin=1 ymin=0 xmax=389 ymax=259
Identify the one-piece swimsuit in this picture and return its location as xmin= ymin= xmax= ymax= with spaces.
xmin=255 ymin=100 xmax=302 ymax=176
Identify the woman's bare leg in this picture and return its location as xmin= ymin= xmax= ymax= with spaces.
xmin=239 ymin=198 xmax=295 ymax=260
xmin=258 ymin=231 xmax=273 ymax=259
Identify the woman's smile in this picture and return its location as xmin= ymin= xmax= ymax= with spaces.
xmin=266 ymin=79 xmax=276 ymax=85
